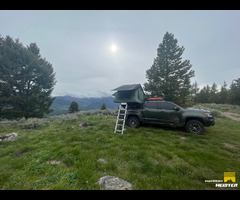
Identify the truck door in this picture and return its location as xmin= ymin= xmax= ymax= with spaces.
xmin=143 ymin=101 xmax=159 ymax=122
xmin=158 ymin=102 xmax=181 ymax=124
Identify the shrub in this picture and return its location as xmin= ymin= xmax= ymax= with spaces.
xmin=210 ymin=110 xmax=224 ymax=118
xmin=18 ymin=118 xmax=50 ymax=129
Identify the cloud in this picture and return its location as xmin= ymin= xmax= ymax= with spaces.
xmin=1 ymin=10 xmax=240 ymax=97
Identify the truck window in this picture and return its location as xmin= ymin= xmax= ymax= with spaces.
xmin=145 ymin=101 xmax=156 ymax=109
xmin=159 ymin=102 xmax=175 ymax=110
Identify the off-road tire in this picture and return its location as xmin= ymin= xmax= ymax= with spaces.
xmin=127 ymin=116 xmax=140 ymax=128
xmin=185 ymin=120 xmax=204 ymax=134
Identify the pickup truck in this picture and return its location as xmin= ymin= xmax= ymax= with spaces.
xmin=126 ymin=99 xmax=215 ymax=134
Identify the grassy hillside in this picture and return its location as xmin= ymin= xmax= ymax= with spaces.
xmin=0 ymin=108 xmax=240 ymax=190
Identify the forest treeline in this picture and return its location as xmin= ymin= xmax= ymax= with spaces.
xmin=192 ymin=79 xmax=240 ymax=105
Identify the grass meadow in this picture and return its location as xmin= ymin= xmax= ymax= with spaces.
xmin=0 ymin=106 xmax=240 ymax=190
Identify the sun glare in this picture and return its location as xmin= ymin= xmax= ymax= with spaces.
xmin=110 ymin=44 xmax=118 ymax=52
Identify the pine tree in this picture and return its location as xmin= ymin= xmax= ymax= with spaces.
xmin=0 ymin=35 xmax=56 ymax=119
xmin=69 ymin=101 xmax=80 ymax=113
xmin=228 ymin=78 xmax=240 ymax=105
xmin=191 ymin=81 xmax=200 ymax=104
xmin=197 ymin=85 xmax=211 ymax=103
xmin=218 ymin=81 xmax=228 ymax=104
xmin=144 ymin=32 xmax=194 ymax=106
xmin=101 ymin=102 xmax=106 ymax=110
xmin=209 ymin=82 xmax=218 ymax=103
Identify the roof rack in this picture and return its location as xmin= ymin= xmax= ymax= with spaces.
xmin=146 ymin=97 xmax=165 ymax=101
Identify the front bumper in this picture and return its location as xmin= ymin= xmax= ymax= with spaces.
xmin=204 ymin=117 xmax=215 ymax=126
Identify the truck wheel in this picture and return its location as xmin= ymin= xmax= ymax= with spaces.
xmin=185 ymin=120 xmax=204 ymax=135
xmin=127 ymin=116 xmax=140 ymax=128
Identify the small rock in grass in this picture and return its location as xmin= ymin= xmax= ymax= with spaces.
xmin=0 ymin=133 xmax=18 ymax=142
xmin=98 ymin=175 xmax=132 ymax=190
xmin=97 ymin=158 xmax=107 ymax=164
xmin=79 ymin=122 xmax=88 ymax=127
xmin=47 ymin=160 xmax=63 ymax=165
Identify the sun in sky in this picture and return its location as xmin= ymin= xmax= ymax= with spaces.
xmin=110 ymin=44 xmax=118 ymax=52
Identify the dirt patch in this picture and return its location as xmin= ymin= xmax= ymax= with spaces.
xmin=223 ymin=143 xmax=237 ymax=149
xmin=221 ymin=112 xmax=240 ymax=121
xmin=13 ymin=149 xmax=32 ymax=158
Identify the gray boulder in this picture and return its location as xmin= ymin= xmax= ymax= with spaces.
xmin=0 ymin=133 xmax=18 ymax=142
xmin=98 ymin=175 xmax=132 ymax=190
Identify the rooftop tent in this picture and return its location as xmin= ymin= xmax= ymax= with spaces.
xmin=112 ymin=84 xmax=145 ymax=103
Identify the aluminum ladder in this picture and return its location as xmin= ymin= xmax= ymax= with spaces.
xmin=114 ymin=103 xmax=127 ymax=134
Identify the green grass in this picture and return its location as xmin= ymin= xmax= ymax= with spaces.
xmin=0 ymin=110 xmax=240 ymax=190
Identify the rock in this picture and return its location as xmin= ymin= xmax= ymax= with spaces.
xmin=177 ymin=135 xmax=187 ymax=140
xmin=47 ymin=160 xmax=63 ymax=165
xmin=98 ymin=175 xmax=133 ymax=190
xmin=0 ymin=133 xmax=18 ymax=142
xmin=97 ymin=158 xmax=107 ymax=164
xmin=5 ymin=133 xmax=18 ymax=141
xmin=0 ymin=135 xmax=7 ymax=140
xmin=79 ymin=122 xmax=88 ymax=127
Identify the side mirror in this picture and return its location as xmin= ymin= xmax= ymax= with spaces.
xmin=173 ymin=107 xmax=180 ymax=111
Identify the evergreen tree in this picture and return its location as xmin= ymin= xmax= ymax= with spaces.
xmin=101 ymin=102 xmax=106 ymax=110
xmin=69 ymin=101 xmax=80 ymax=113
xmin=209 ymin=82 xmax=218 ymax=103
xmin=218 ymin=81 xmax=228 ymax=104
xmin=191 ymin=81 xmax=200 ymax=104
xmin=197 ymin=85 xmax=210 ymax=103
xmin=144 ymin=32 xmax=194 ymax=106
xmin=228 ymin=78 xmax=240 ymax=105
xmin=0 ymin=35 xmax=56 ymax=119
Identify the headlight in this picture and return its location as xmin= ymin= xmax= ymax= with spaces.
xmin=204 ymin=112 xmax=212 ymax=117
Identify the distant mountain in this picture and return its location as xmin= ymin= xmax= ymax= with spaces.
xmin=49 ymin=95 xmax=119 ymax=116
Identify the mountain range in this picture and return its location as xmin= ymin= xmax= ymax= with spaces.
xmin=49 ymin=95 xmax=119 ymax=116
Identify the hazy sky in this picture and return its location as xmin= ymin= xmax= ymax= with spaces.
xmin=1 ymin=10 xmax=240 ymax=97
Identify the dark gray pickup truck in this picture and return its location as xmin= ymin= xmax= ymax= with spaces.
xmin=126 ymin=99 xmax=215 ymax=134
